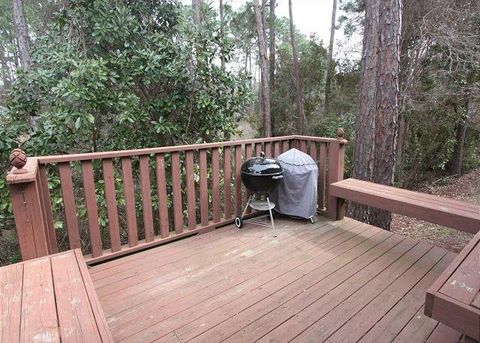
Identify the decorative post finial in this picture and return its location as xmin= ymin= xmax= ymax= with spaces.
xmin=337 ymin=128 xmax=345 ymax=139
xmin=9 ymin=148 xmax=28 ymax=174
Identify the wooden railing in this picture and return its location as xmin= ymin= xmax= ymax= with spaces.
xmin=6 ymin=133 xmax=346 ymax=264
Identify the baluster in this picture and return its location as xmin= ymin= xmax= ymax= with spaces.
xmin=155 ymin=154 xmax=169 ymax=238
xmin=102 ymin=159 xmax=121 ymax=252
xmin=38 ymin=165 xmax=57 ymax=253
xmin=171 ymin=152 xmax=183 ymax=233
xmin=223 ymin=147 xmax=232 ymax=219
xmin=185 ymin=150 xmax=196 ymax=229
xmin=234 ymin=145 xmax=242 ymax=216
xmin=265 ymin=142 xmax=272 ymax=157
xmin=58 ymin=162 xmax=81 ymax=250
xmin=274 ymin=142 xmax=281 ymax=157
xmin=139 ymin=156 xmax=154 ymax=242
xmin=199 ymin=149 xmax=209 ymax=226
xmin=318 ymin=143 xmax=327 ymax=210
xmin=283 ymin=140 xmax=289 ymax=152
xmin=212 ymin=148 xmax=221 ymax=223
xmin=121 ymin=157 xmax=138 ymax=247
xmin=81 ymin=160 xmax=103 ymax=257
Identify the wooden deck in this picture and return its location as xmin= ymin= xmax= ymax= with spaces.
xmin=89 ymin=216 xmax=463 ymax=343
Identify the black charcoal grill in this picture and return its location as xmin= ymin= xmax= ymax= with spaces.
xmin=235 ymin=152 xmax=283 ymax=236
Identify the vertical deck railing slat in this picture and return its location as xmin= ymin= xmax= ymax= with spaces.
xmin=185 ymin=150 xmax=196 ymax=230
xmin=155 ymin=154 xmax=169 ymax=238
xmin=274 ymin=142 xmax=280 ymax=157
xmin=38 ymin=165 xmax=57 ymax=253
xmin=212 ymin=148 xmax=221 ymax=223
xmin=223 ymin=147 xmax=232 ymax=219
xmin=265 ymin=142 xmax=272 ymax=156
xmin=139 ymin=156 xmax=154 ymax=242
xmin=102 ymin=159 xmax=121 ymax=252
xmin=234 ymin=145 xmax=242 ymax=216
xmin=309 ymin=141 xmax=317 ymax=163
xmin=300 ymin=140 xmax=307 ymax=152
xmin=199 ymin=149 xmax=209 ymax=226
xmin=327 ymin=138 xmax=346 ymax=219
xmin=121 ymin=157 xmax=139 ymax=247
xmin=244 ymin=144 xmax=253 ymax=214
xmin=318 ymin=143 xmax=327 ymax=210
xmin=171 ymin=152 xmax=184 ymax=234
xmin=255 ymin=143 xmax=262 ymax=156
xmin=282 ymin=140 xmax=289 ymax=152
xmin=58 ymin=162 xmax=81 ymax=250
xmin=81 ymin=160 xmax=103 ymax=257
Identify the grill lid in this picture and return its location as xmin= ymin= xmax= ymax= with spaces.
xmin=241 ymin=152 xmax=283 ymax=176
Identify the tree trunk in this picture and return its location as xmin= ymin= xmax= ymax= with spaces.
xmin=219 ymin=0 xmax=225 ymax=71
xmin=451 ymin=95 xmax=472 ymax=176
xmin=0 ymin=45 xmax=11 ymax=89
xmin=324 ymin=0 xmax=337 ymax=113
xmin=269 ymin=0 xmax=276 ymax=91
xmin=192 ymin=0 xmax=201 ymax=28
xmin=12 ymin=0 xmax=31 ymax=71
xmin=288 ymin=0 xmax=305 ymax=134
xmin=253 ymin=0 xmax=271 ymax=137
xmin=349 ymin=0 xmax=402 ymax=230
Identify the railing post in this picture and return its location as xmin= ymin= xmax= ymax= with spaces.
xmin=7 ymin=149 xmax=52 ymax=260
xmin=327 ymin=129 xmax=347 ymax=220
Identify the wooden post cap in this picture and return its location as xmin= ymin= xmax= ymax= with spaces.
xmin=9 ymin=148 xmax=28 ymax=174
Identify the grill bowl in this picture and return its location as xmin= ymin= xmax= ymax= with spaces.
xmin=240 ymin=154 xmax=283 ymax=194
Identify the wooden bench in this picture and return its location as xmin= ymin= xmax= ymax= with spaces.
xmin=0 ymin=249 xmax=113 ymax=343
xmin=329 ymin=178 xmax=480 ymax=234
xmin=426 ymin=230 xmax=480 ymax=341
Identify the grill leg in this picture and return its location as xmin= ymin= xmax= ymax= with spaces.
xmin=241 ymin=195 xmax=252 ymax=219
xmin=266 ymin=196 xmax=277 ymax=237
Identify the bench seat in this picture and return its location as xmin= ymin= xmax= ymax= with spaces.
xmin=0 ymin=249 xmax=113 ymax=343
xmin=329 ymin=178 xmax=480 ymax=234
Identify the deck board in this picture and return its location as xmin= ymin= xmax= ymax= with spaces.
xmin=90 ymin=216 xmax=460 ymax=343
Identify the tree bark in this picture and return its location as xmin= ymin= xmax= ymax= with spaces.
xmin=269 ymin=0 xmax=275 ymax=91
xmin=451 ymin=95 xmax=472 ymax=176
xmin=12 ymin=0 xmax=31 ymax=71
xmin=324 ymin=0 xmax=337 ymax=113
xmin=288 ymin=0 xmax=305 ymax=134
xmin=0 ymin=45 xmax=11 ymax=89
xmin=253 ymin=0 xmax=271 ymax=137
xmin=349 ymin=0 xmax=402 ymax=230
xmin=219 ymin=0 xmax=225 ymax=71
xmin=192 ymin=0 xmax=201 ymax=28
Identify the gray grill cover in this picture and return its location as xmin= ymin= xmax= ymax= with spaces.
xmin=271 ymin=148 xmax=318 ymax=219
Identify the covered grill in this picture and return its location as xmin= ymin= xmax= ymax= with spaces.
xmin=235 ymin=152 xmax=283 ymax=236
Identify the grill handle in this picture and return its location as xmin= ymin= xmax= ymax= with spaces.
xmin=272 ymin=175 xmax=284 ymax=180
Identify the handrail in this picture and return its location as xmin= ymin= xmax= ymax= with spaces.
xmin=36 ymin=135 xmax=339 ymax=164
xmin=7 ymin=133 xmax=346 ymax=263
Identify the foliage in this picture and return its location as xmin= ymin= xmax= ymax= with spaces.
xmin=0 ymin=0 xmax=251 ymax=232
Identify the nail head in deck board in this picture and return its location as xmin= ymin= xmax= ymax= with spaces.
xmin=59 ymin=162 xmax=81 ymax=250
xmin=185 ymin=151 xmax=197 ymax=230
xmin=102 ymin=159 xmax=122 ymax=252
xmin=234 ymin=145 xmax=242 ymax=216
xmin=223 ymin=147 xmax=232 ymax=219
xmin=171 ymin=152 xmax=184 ymax=233
xmin=155 ymin=154 xmax=170 ymax=238
xmin=81 ymin=160 xmax=103 ymax=257
xmin=0 ymin=263 xmax=23 ymax=343
xmin=139 ymin=156 xmax=155 ymax=242
xmin=121 ymin=157 xmax=139 ymax=247
xmin=212 ymin=148 xmax=221 ymax=223
xmin=199 ymin=149 xmax=209 ymax=227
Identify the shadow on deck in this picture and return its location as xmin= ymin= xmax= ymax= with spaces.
xmin=89 ymin=216 xmax=461 ymax=343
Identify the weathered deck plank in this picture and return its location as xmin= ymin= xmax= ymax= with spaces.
xmin=89 ymin=216 xmax=460 ymax=343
